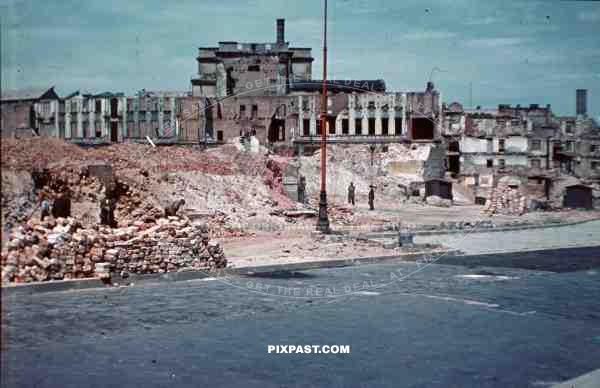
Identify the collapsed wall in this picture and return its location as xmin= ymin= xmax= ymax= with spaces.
xmin=297 ymin=143 xmax=446 ymax=204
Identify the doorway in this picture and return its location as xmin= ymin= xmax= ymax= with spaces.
xmin=110 ymin=122 xmax=118 ymax=142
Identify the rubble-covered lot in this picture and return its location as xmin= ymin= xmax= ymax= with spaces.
xmin=2 ymin=138 xmax=600 ymax=283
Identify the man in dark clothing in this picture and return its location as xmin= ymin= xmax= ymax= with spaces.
xmin=40 ymin=199 xmax=51 ymax=220
xmin=165 ymin=199 xmax=186 ymax=217
xmin=347 ymin=182 xmax=355 ymax=206
xmin=368 ymin=185 xmax=375 ymax=211
xmin=100 ymin=197 xmax=117 ymax=227
xmin=52 ymin=190 xmax=71 ymax=218
xmin=297 ymin=176 xmax=306 ymax=204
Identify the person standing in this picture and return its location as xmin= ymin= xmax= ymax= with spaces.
xmin=40 ymin=198 xmax=50 ymax=220
xmin=368 ymin=185 xmax=375 ymax=211
xmin=297 ymin=176 xmax=306 ymax=204
xmin=347 ymin=182 xmax=355 ymax=206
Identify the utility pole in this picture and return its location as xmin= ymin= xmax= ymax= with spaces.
xmin=316 ymin=0 xmax=330 ymax=233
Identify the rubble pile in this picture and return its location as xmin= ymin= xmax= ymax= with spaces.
xmin=1 ymin=216 xmax=227 ymax=283
xmin=484 ymin=185 xmax=527 ymax=215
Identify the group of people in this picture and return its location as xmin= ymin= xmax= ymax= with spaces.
xmin=40 ymin=190 xmax=72 ymax=220
xmin=295 ymin=177 xmax=375 ymax=210
xmin=347 ymin=182 xmax=376 ymax=210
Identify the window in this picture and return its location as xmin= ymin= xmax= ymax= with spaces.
xmin=592 ymin=161 xmax=600 ymax=170
xmin=395 ymin=117 xmax=402 ymax=135
xmin=531 ymin=139 xmax=542 ymax=151
xmin=302 ymin=97 xmax=309 ymax=111
xmin=251 ymin=105 xmax=258 ymax=119
xmin=565 ymin=141 xmax=574 ymax=152
xmin=530 ymin=159 xmax=541 ymax=168
xmin=498 ymin=159 xmax=506 ymax=168
xmin=240 ymin=105 xmax=246 ymax=117
xmin=566 ymin=122 xmax=574 ymax=133
xmin=95 ymin=100 xmax=102 ymax=113
xmin=486 ymin=159 xmax=493 ymax=168
xmin=355 ymin=118 xmax=362 ymax=133
xmin=341 ymin=119 xmax=349 ymax=135
xmin=382 ymin=118 xmax=389 ymax=135
xmin=303 ymin=119 xmax=310 ymax=136
xmin=217 ymin=130 xmax=224 ymax=141
xmin=368 ymin=118 xmax=375 ymax=135
xmin=591 ymin=144 xmax=597 ymax=153
xmin=498 ymin=139 xmax=505 ymax=153
xmin=248 ymin=65 xmax=260 ymax=72
xmin=368 ymin=101 xmax=376 ymax=110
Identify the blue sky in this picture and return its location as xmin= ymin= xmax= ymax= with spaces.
xmin=1 ymin=0 xmax=599 ymax=118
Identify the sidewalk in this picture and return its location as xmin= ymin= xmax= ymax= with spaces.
xmin=415 ymin=220 xmax=600 ymax=255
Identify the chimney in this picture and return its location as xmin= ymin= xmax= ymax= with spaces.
xmin=276 ymin=19 xmax=285 ymax=45
xmin=576 ymin=89 xmax=587 ymax=117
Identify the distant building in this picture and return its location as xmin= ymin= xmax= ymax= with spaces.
xmin=1 ymin=87 xmax=60 ymax=137
xmin=191 ymin=19 xmax=313 ymax=99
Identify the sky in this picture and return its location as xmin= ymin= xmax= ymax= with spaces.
xmin=1 ymin=0 xmax=599 ymax=119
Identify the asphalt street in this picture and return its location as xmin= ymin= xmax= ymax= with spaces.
xmin=2 ymin=246 xmax=600 ymax=387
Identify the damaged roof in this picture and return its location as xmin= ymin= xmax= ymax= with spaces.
xmin=1 ymin=86 xmax=59 ymax=102
xmin=290 ymin=79 xmax=386 ymax=93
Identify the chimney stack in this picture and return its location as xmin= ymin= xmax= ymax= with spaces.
xmin=276 ymin=19 xmax=285 ymax=45
xmin=576 ymin=89 xmax=587 ymax=117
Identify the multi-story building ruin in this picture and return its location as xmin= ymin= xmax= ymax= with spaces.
xmin=1 ymin=19 xmax=598 ymax=192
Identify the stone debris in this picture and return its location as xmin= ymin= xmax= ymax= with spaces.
xmin=1 ymin=216 xmax=226 ymax=284
xmin=425 ymin=195 xmax=452 ymax=207
xmin=484 ymin=185 xmax=527 ymax=216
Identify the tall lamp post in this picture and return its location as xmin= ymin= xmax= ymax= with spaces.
xmin=316 ymin=0 xmax=330 ymax=233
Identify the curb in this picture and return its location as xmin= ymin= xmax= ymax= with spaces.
xmin=360 ymin=218 xmax=598 ymax=239
xmin=1 ymin=249 xmax=461 ymax=296
xmin=551 ymin=368 xmax=600 ymax=388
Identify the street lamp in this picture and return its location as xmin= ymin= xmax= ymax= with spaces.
xmin=316 ymin=0 xmax=330 ymax=233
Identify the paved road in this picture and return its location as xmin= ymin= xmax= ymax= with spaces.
xmin=2 ymin=247 xmax=600 ymax=387
xmin=416 ymin=219 xmax=600 ymax=255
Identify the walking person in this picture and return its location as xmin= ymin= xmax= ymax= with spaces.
xmin=347 ymin=182 xmax=355 ymax=206
xmin=368 ymin=185 xmax=375 ymax=211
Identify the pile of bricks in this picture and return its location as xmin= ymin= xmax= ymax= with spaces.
xmin=1 ymin=216 xmax=227 ymax=284
xmin=484 ymin=185 xmax=527 ymax=216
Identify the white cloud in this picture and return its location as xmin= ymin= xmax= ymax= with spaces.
xmin=577 ymin=10 xmax=600 ymax=22
xmin=464 ymin=37 xmax=529 ymax=48
xmin=398 ymin=30 xmax=457 ymax=41
xmin=464 ymin=16 xmax=500 ymax=26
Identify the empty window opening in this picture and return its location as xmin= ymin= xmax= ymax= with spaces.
xmin=394 ymin=117 xmax=402 ymax=135
xmin=327 ymin=116 xmax=336 ymax=134
xmin=411 ymin=118 xmax=434 ymax=140
xmin=368 ymin=118 xmax=376 ymax=135
xmin=341 ymin=119 xmax=349 ymax=135
xmin=303 ymin=119 xmax=310 ymax=136
xmin=355 ymin=118 xmax=362 ymax=133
